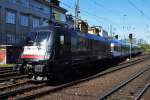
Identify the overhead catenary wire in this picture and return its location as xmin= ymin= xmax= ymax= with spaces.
xmin=60 ymin=2 xmax=103 ymax=25
xmin=128 ymin=0 xmax=150 ymax=22
xmin=60 ymin=1 xmax=119 ymax=26
xmin=91 ymin=0 xmax=122 ymax=16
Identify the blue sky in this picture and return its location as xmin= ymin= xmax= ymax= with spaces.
xmin=60 ymin=0 xmax=150 ymax=43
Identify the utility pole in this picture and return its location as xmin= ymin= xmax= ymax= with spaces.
xmin=129 ymin=33 xmax=132 ymax=59
xmin=110 ymin=24 xmax=112 ymax=38
xmin=74 ymin=0 xmax=80 ymax=30
xmin=123 ymin=15 xmax=127 ymax=44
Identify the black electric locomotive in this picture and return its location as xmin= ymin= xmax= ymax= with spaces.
xmin=17 ymin=25 xmax=112 ymax=80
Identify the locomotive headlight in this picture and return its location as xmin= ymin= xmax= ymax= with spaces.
xmin=111 ymin=43 xmax=114 ymax=47
xmin=111 ymin=43 xmax=114 ymax=52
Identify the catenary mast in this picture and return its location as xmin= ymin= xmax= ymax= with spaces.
xmin=74 ymin=0 xmax=80 ymax=30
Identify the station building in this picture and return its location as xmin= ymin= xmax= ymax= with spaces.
xmin=0 ymin=0 xmax=67 ymax=46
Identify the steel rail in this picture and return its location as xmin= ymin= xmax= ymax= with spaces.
xmin=0 ymin=70 xmax=13 ymax=73
xmin=0 ymin=83 xmax=47 ymax=99
xmin=0 ymin=80 xmax=29 ymax=90
xmin=135 ymin=81 xmax=150 ymax=100
xmin=15 ymin=56 xmax=150 ymax=100
xmin=99 ymin=65 xmax=150 ymax=100
xmin=0 ymin=75 xmax=28 ymax=83
xmin=0 ymin=72 xmax=19 ymax=78
xmin=0 ymin=55 xmax=149 ymax=100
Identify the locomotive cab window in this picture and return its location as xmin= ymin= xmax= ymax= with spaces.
xmin=26 ymin=31 xmax=53 ymax=46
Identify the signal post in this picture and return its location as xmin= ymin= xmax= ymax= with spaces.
xmin=129 ymin=33 xmax=132 ymax=59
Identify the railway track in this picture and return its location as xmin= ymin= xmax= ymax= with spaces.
xmin=0 ymin=79 xmax=29 ymax=91
xmin=0 ymin=68 xmax=13 ymax=74
xmin=0 ymin=82 xmax=47 ymax=99
xmin=0 ymin=74 xmax=28 ymax=83
xmin=0 ymin=54 xmax=149 ymax=99
xmin=0 ymin=68 xmax=13 ymax=73
xmin=0 ymin=71 xmax=19 ymax=78
xmin=99 ymin=64 xmax=150 ymax=100
xmin=135 ymin=80 xmax=150 ymax=100
xmin=0 ymin=69 xmax=28 ymax=83
xmin=0 ymin=55 xmax=148 ymax=100
xmin=114 ymin=54 xmax=150 ymax=66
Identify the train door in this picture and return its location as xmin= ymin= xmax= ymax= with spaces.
xmin=55 ymin=27 xmax=71 ymax=64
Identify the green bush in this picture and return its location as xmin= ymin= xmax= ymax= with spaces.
xmin=139 ymin=44 xmax=150 ymax=52
xmin=0 ymin=64 xmax=15 ymax=68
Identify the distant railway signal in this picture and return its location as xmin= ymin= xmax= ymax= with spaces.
xmin=129 ymin=33 xmax=132 ymax=59
xmin=115 ymin=35 xmax=118 ymax=39
xmin=129 ymin=33 xmax=132 ymax=40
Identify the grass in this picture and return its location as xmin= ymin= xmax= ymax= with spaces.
xmin=0 ymin=64 xmax=15 ymax=68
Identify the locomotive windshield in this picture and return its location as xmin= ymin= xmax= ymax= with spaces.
xmin=26 ymin=31 xmax=51 ymax=46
